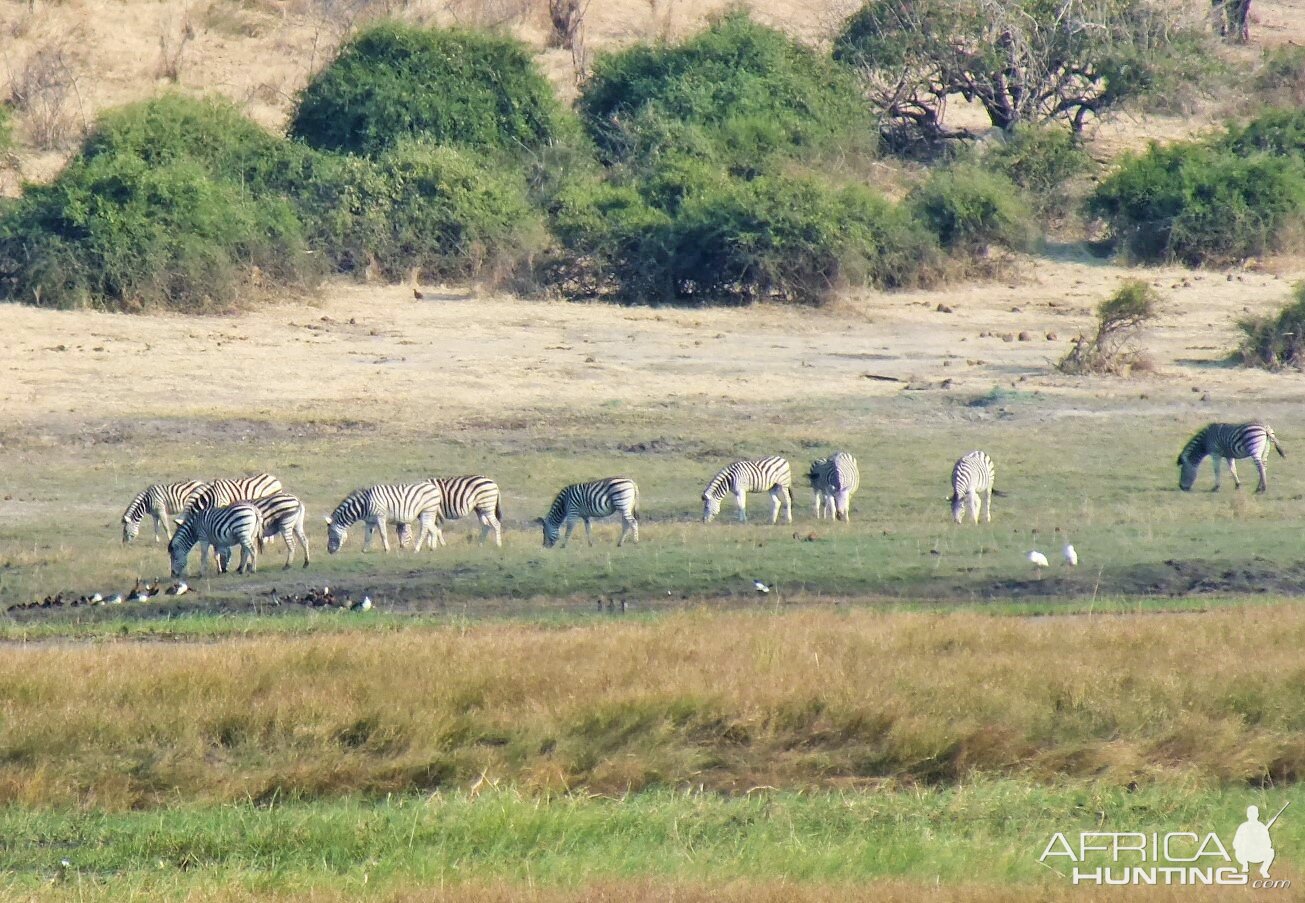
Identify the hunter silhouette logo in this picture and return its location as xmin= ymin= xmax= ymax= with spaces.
xmin=1039 ymin=801 xmax=1291 ymax=888
xmin=1234 ymin=803 xmax=1286 ymax=879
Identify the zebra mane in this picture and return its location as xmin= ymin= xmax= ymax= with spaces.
xmin=703 ymin=467 xmax=732 ymax=499
xmin=329 ymin=488 xmax=368 ymax=526
xmin=544 ymin=489 xmax=571 ymax=525
xmin=1178 ymin=426 xmax=1211 ymax=465
xmin=122 ymin=489 xmax=151 ymax=522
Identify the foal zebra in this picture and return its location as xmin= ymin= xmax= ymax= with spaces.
xmin=702 ymin=456 xmax=793 ymax=525
xmin=217 ymin=494 xmax=310 ymax=570
xmin=949 ymin=451 xmax=995 ymax=524
xmin=121 ymin=480 xmax=206 ymax=543
xmin=807 ymin=452 xmax=860 ymax=522
xmin=168 ymin=502 xmax=262 ymax=578
xmin=1178 ymin=422 xmax=1285 ymax=493
xmin=325 ymin=482 xmax=444 ymax=553
xmin=540 ymin=478 xmax=639 ymax=548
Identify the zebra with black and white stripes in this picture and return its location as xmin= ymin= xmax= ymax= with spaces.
xmin=217 ymin=494 xmax=310 ymax=570
xmin=168 ymin=502 xmax=262 ymax=578
xmin=180 ymin=473 xmax=283 ymax=517
xmin=121 ymin=480 xmax=206 ymax=543
xmin=539 ymin=478 xmax=639 ymax=548
xmin=949 ymin=451 xmax=995 ymax=524
xmin=1178 ymin=422 xmax=1285 ymax=493
xmin=428 ymin=475 xmax=504 ymax=547
xmin=807 ymin=452 xmax=860 ymax=522
xmin=702 ymin=456 xmax=793 ymax=525
xmin=325 ymin=482 xmax=444 ymax=553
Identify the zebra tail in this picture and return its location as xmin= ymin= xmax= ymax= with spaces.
xmin=496 ymin=497 xmax=503 ymax=523
xmin=1271 ymin=431 xmax=1286 ymax=458
xmin=990 ymin=489 xmax=1008 ymax=497
xmin=633 ymin=485 xmax=641 ymax=520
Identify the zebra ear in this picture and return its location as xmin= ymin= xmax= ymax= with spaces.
xmin=533 ymin=517 xmax=545 ymax=525
xmin=322 ymin=516 xmax=332 ymax=524
xmin=174 ymin=516 xmax=185 ymax=525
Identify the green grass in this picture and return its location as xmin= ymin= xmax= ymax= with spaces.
xmin=3 ymin=396 xmax=1304 ymax=620
xmin=3 ymin=783 xmax=1301 ymax=899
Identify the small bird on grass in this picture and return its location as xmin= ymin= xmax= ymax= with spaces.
xmin=358 ymin=596 xmax=372 ymax=612
xmin=1027 ymin=550 xmax=1049 ymax=569
xmin=1063 ymin=544 xmax=1078 ymax=567
xmin=754 ymin=580 xmax=771 ymax=594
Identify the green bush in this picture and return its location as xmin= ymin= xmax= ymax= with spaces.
xmin=0 ymin=106 xmax=11 ymax=157
xmin=1238 ymin=282 xmax=1305 ymax=371
xmin=297 ymin=141 xmax=545 ymax=281
xmin=982 ymin=127 xmax=1092 ymax=218
xmin=1254 ymin=46 xmax=1305 ymax=108
xmin=290 ymin=23 xmax=562 ymax=158
xmin=578 ymin=11 xmax=872 ymax=167
xmin=551 ymin=164 xmax=940 ymax=305
xmin=0 ymin=153 xmax=312 ymax=311
xmin=1088 ymin=141 xmax=1305 ymax=264
xmin=1057 ymin=279 xmax=1159 ymax=375
xmin=907 ymin=165 xmax=1035 ymax=253
xmin=1219 ymin=107 xmax=1305 ymax=158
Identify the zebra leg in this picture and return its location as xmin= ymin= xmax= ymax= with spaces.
xmin=1255 ymin=457 xmax=1268 ymax=493
xmin=296 ymin=520 xmax=311 ymax=568
xmin=813 ymin=491 xmax=824 ymax=519
xmin=378 ymin=519 xmax=392 ymax=553
xmin=1228 ymin=458 xmax=1243 ymax=490
xmin=198 ymin=541 xmax=211 ymax=578
xmin=836 ymin=490 xmax=851 ymax=522
xmin=560 ymin=517 xmax=577 ymax=548
xmin=784 ymin=487 xmax=793 ymax=524
xmin=983 ymin=486 xmax=992 ymax=523
xmin=735 ymin=491 xmax=748 ymax=523
xmin=584 ymin=517 xmax=594 ymax=546
xmin=152 ymin=511 xmax=165 ymax=543
xmin=968 ymin=490 xmax=980 ymax=525
xmin=1211 ymin=457 xmax=1223 ymax=491
xmin=280 ymin=529 xmax=294 ymax=569
xmin=240 ymin=539 xmax=257 ymax=574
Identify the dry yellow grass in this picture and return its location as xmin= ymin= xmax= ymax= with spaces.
xmin=1 ymin=606 xmax=1303 ymax=807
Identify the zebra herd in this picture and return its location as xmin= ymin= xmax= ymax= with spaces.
xmin=119 ymin=421 xmax=1285 ymax=581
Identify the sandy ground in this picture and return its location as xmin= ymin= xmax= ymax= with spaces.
xmin=2 ymin=252 xmax=1302 ymax=442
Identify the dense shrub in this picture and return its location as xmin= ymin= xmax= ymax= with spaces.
xmin=290 ymin=23 xmax=562 ymax=158
xmin=551 ymin=164 xmax=940 ymax=305
xmin=982 ymin=127 xmax=1093 ymax=218
xmin=1219 ymin=107 xmax=1305 ymax=158
xmin=1088 ymin=141 xmax=1305 ymax=264
xmin=1254 ymin=45 xmax=1305 ymax=108
xmin=0 ymin=153 xmax=312 ymax=311
xmin=1238 ymin=282 xmax=1305 ymax=371
xmin=578 ymin=11 xmax=872 ymax=167
xmin=297 ymin=141 xmax=545 ymax=281
xmin=907 ymin=166 xmax=1035 ymax=253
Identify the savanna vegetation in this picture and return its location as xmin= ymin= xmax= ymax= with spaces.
xmin=3 ymin=0 xmax=1298 ymax=313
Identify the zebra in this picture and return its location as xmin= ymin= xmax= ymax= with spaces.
xmin=702 ymin=456 xmax=793 ymax=525
xmin=216 ymin=494 xmax=309 ymax=570
xmin=325 ymin=482 xmax=444 ymax=554
xmin=949 ymin=451 xmax=995 ymax=524
xmin=1178 ymin=422 xmax=1285 ymax=493
xmin=121 ymin=480 xmax=206 ymax=543
xmin=168 ymin=502 xmax=262 ymax=578
xmin=807 ymin=452 xmax=860 ymax=522
xmin=179 ymin=473 xmax=283 ymax=518
xmin=1212 ymin=0 xmax=1250 ymax=42
xmin=426 ymin=475 xmax=504 ymax=547
xmin=539 ymin=478 xmax=639 ymax=548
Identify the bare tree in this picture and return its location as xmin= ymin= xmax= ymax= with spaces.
xmin=4 ymin=38 xmax=87 ymax=149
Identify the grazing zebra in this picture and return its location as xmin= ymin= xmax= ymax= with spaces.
xmin=217 ymin=494 xmax=309 ymax=570
xmin=121 ymin=480 xmax=206 ymax=543
xmin=702 ymin=456 xmax=793 ymax=525
xmin=168 ymin=502 xmax=262 ymax=578
xmin=949 ymin=451 xmax=995 ymax=524
xmin=180 ymin=473 xmax=283 ymax=517
xmin=1178 ymin=422 xmax=1285 ymax=493
xmin=325 ymin=482 xmax=444 ymax=554
xmin=427 ymin=475 xmax=504 ymax=547
xmin=807 ymin=452 xmax=860 ymax=522
xmin=539 ymin=478 xmax=639 ymax=548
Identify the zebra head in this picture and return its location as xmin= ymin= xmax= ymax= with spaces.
xmin=122 ymin=515 xmax=141 ymax=544
xmin=949 ymin=492 xmax=966 ymax=524
xmin=807 ymin=458 xmax=827 ymax=489
xmin=539 ymin=517 xmax=561 ymax=548
xmin=702 ymin=493 xmax=722 ymax=523
xmin=167 ymin=524 xmax=194 ymax=579
xmin=324 ymin=516 xmax=347 ymax=554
